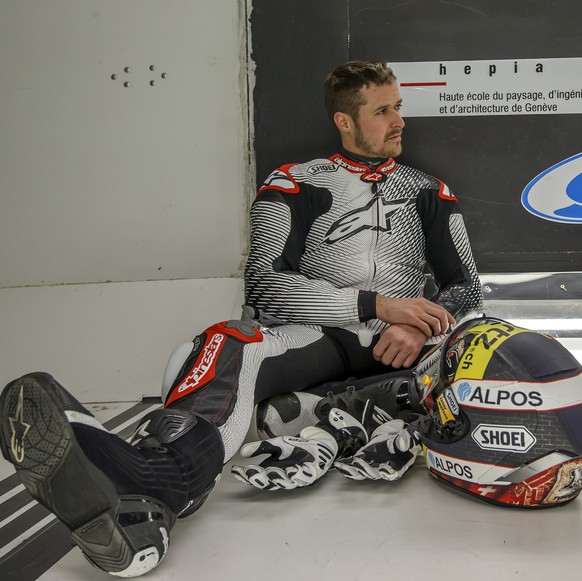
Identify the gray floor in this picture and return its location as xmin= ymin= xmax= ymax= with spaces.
xmin=38 ymin=451 xmax=582 ymax=581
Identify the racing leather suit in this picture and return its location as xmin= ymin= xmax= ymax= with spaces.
xmin=162 ymin=150 xmax=483 ymax=463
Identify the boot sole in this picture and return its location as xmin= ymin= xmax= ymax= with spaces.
xmin=0 ymin=374 xmax=136 ymax=573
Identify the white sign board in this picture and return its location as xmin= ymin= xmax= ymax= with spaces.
xmin=391 ymin=57 xmax=582 ymax=117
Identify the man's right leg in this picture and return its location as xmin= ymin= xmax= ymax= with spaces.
xmin=0 ymin=320 xmax=261 ymax=577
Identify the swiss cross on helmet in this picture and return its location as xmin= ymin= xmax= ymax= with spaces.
xmin=417 ymin=316 xmax=582 ymax=508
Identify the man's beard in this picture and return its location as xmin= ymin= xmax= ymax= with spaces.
xmin=354 ymin=123 xmax=402 ymax=158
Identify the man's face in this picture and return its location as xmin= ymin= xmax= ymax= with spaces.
xmin=349 ymin=82 xmax=405 ymax=158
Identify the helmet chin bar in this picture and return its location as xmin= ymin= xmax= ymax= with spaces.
xmin=501 ymin=450 xmax=579 ymax=484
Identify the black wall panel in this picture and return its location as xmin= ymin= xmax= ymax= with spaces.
xmin=251 ymin=0 xmax=582 ymax=272
xmin=250 ymin=0 xmax=348 ymax=183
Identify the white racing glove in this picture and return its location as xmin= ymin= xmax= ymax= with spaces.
xmin=231 ymin=408 xmax=367 ymax=490
xmin=231 ymin=426 xmax=338 ymax=490
xmin=334 ymin=418 xmax=422 ymax=482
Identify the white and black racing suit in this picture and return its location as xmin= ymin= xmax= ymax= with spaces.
xmin=161 ymin=150 xmax=483 ymax=464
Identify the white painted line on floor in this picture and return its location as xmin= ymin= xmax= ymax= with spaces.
xmin=109 ymin=403 xmax=161 ymax=435
xmin=0 ymin=500 xmax=37 ymax=531
xmin=0 ymin=483 xmax=25 ymax=506
xmin=0 ymin=513 xmax=56 ymax=559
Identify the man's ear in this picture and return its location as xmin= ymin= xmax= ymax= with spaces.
xmin=333 ymin=111 xmax=354 ymax=134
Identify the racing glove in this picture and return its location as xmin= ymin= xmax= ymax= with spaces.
xmin=231 ymin=408 xmax=367 ymax=490
xmin=334 ymin=418 xmax=422 ymax=482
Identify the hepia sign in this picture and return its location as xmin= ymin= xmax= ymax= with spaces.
xmin=522 ymin=153 xmax=582 ymax=223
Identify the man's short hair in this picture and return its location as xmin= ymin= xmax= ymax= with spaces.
xmin=324 ymin=60 xmax=396 ymax=123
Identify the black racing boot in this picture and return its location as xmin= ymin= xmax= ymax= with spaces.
xmin=0 ymin=372 xmax=223 ymax=577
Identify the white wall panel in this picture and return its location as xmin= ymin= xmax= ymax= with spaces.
xmin=0 ymin=0 xmax=248 ymax=287
xmin=0 ymin=278 xmax=245 ymax=401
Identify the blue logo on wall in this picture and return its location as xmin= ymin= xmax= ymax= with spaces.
xmin=458 ymin=382 xmax=472 ymax=401
xmin=522 ymin=152 xmax=582 ymax=223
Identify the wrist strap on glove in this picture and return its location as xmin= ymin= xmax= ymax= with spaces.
xmin=317 ymin=407 xmax=369 ymax=459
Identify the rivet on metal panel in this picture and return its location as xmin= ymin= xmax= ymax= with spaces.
xmin=111 ymin=74 xmax=117 ymax=80
xmin=150 ymin=80 xmax=156 ymax=86
xmin=124 ymin=66 xmax=131 ymax=73
xmin=161 ymin=73 xmax=167 ymax=79
xmin=560 ymin=284 xmax=568 ymax=291
xmin=483 ymin=285 xmax=491 ymax=293
xmin=150 ymin=65 xmax=156 ymax=71
xmin=124 ymin=82 xmax=130 ymax=88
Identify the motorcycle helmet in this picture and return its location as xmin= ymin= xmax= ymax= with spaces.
xmin=418 ymin=316 xmax=582 ymax=508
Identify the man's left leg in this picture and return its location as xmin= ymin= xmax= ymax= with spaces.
xmin=0 ymin=319 xmax=263 ymax=577
xmin=255 ymin=328 xmax=436 ymax=439
xmin=256 ymin=370 xmax=424 ymax=438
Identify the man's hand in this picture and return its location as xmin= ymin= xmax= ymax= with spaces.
xmin=334 ymin=419 xmax=422 ymax=482
xmin=230 ymin=426 xmax=338 ymax=490
xmin=376 ymin=296 xmax=454 ymax=337
xmin=373 ymin=324 xmax=426 ymax=368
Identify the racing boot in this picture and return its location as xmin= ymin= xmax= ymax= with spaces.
xmin=256 ymin=370 xmax=425 ymax=439
xmin=0 ymin=372 xmax=224 ymax=577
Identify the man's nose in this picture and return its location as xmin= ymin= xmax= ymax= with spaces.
xmin=392 ymin=110 xmax=405 ymax=128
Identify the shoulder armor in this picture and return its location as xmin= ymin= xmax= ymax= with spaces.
xmin=431 ymin=177 xmax=458 ymax=202
xmin=258 ymin=163 xmax=300 ymax=195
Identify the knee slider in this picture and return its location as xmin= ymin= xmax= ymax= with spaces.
xmin=161 ymin=342 xmax=196 ymax=403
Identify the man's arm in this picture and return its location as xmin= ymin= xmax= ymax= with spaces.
xmin=419 ymin=185 xmax=484 ymax=319
xmin=245 ymin=190 xmax=362 ymax=327
xmin=372 ymin=183 xmax=482 ymax=368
